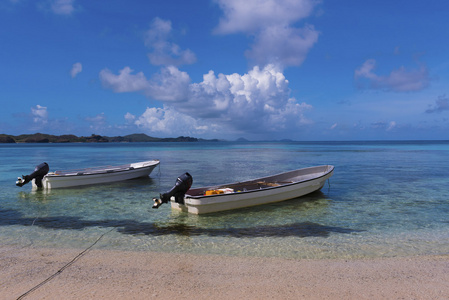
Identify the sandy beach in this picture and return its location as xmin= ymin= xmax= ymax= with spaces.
xmin=1 ymin=246 xmax=448 ymax=300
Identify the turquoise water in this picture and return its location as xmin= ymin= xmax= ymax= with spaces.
xmin=1 ymin=141 xmax=449 ymax=259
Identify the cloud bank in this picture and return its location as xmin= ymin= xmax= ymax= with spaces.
xmin=98 ymin=1 xmax=320 ymax=138
xmin=101 ymin=64 xmax=313 ymax=137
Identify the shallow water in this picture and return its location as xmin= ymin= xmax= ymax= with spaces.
xmin=1 ymin=141 xmax=448 ymax=259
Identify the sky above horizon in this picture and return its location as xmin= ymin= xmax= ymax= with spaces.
xmin=1 ymin=0 xmax=449 ymax=141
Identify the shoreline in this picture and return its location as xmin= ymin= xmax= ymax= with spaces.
xmin=2 ymin=246 xmax=448 ymax=299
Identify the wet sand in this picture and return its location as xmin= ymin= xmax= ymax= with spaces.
xmin=1 ymin=246 xmax=448 ymax=299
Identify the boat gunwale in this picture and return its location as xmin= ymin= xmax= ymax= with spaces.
xmin=45 ymin=160 xmax=159 ymax=178
xmin=185 ymin=165 xmax=334 ymax=200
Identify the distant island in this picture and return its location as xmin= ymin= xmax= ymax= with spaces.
xmin=0 ymin=133 xmax=220 ymax=143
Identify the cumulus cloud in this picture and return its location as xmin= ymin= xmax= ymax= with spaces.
xmin=100 ymin=67 xmax=151 ymax=93
xmin=105 ymin=64 xmax=313 ymax=137
xmin=124 ymin=112 xmax=136 ymax=122
xmin=31 ymin=105 xmax=48 ymax=125
xmin=70 ymin=62 xmax=82 ymax=78
xmin=99 ymin=66 xmax=191 ymax=102
xmin=144 ymin=17 xmax=196 ymax=66
xmin=214 ymin=0 xmax=316 ymax=34
xmin=51 ymin=0 xmax=75 ymax=15
xmin=132 ymin=106 xmax=215 ymax=136
xmin=100 ymin=3 xmax=320 ymax=137
xmin=426 ymin=95 xmax=449 ymax=113
xmin=246 ymin=24 xmax=319 ymax=68
xmin=183 ymin=65 xmax=313 ymax=132
xmin=214 ymin=0 xmax=319 ymax=69
xmin=355 ymin=59 xmax=430 ymax=92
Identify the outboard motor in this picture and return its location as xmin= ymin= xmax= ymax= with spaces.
xmin=16 ymin=162 xmax=49 ymax=188
xmin=153 ymin=172 xmax=193 ymax=209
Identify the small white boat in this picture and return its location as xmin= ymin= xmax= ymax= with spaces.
xmin=154 ymin=165 xmax=334 ymax=214
xmin=16 ymin=160 xmax=160 ymax=189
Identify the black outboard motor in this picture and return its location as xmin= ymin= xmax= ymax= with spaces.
xmin=16 ymin=162 xmax=49 ymax=188
xmin=153 ymin=172 xmax=193 ymax=209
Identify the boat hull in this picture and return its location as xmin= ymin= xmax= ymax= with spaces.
xmin=34 ymin=160 xmax=159 ymax=189
xmin=171 ymin=165 xmax=334 ymax=214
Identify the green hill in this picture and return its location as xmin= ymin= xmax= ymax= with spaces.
xmin=0 ymin=133 xmax=209 ymax=143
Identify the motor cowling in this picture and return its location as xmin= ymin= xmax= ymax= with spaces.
xmin=153 ymin=172 xmax=192 ymax=208
xmin=16 ymin=162 xmax=49 ymax=188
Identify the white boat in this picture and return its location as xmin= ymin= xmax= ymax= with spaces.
xmin=160 ymin=165 xmax=334 ymax=214
xmin=16 ymin=160 xmax=160 ymax=189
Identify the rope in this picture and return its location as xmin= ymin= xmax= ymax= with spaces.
xmin=16 ymin=228 xmax=114 ymax=300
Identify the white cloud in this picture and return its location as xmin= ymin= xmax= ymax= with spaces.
xmin=99 ymin=67 xmax=151 ymax=93
xmin=133 ymin=106 xmax=216 ymax=136
xmin=214 ymin=0 xmax=319 ymax=69
xmin=246 ymin=24 xmax=319 ymax=68
xmin=51 ymin=0 xmax=75 ymax=15
xmin=214 ymin=0 xmax=316 ymax=34
xmin=148 ymin=66 xmax=191 ymax=101
xmin=387 ymin=121 xmax=397 ymax=131
xmin=85 ymin=113 xmax=107 ymax=132
xmin=124 ymin=112 xmax=136 ymax=122
xmin=144 ymin=17 xmax=196 ymax=66
xmin=106 ymin=65 xmax=314 ymax=137
xmin=426 ymin=95 xmax=449 ymax=113
xmin=355 ymin=59 xmax=377 ymax=80
xmin=70 ymin=62 xmax=82 ymax=78
xmin=99 ymin=66 xmax=191 ymax=102
xmin=371 ymin=120 xmax=397 ymax=131
xmin=183 ymin=65 xmax=313 ymax=132
xmin=355 ymin=59 xmax=430 ymax=92
xmin=85 ymin=113 xmax=106 ymax=123
xmin=31 ymin=105 xmax=48 ymax=124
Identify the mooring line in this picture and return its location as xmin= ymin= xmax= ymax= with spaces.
xmin=16 ymin=228 xmax=114 ymax=300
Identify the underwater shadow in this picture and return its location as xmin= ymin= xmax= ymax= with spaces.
xmin=199 ymin=190 xmax=331 ymax=219
xmin=0 ymin=209 xmax=362 ymax=238
xmin=116 ymin=221 xmax=362 ymax=238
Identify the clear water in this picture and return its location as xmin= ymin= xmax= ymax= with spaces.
xmin=1 ymin=141 xmax=449 ymax=259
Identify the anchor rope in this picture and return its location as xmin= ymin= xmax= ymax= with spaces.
xmin=16 ymin=228 xmax=114 ymax=300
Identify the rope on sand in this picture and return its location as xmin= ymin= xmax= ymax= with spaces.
xmin=16 ymin=228 xmax=114 ymax=300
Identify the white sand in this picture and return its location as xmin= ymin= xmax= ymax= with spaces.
xmin=1 ymin=246 xmax=448 ymax=299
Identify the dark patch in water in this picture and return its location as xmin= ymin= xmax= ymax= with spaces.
xmin=117 ymin=221 xmax=362 ymax=238
xmin=0 ymin=209 xmax=362 ymax=238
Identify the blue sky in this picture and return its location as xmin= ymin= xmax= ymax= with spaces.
xmin=1 ymin=0 xmax=448 ymax=141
